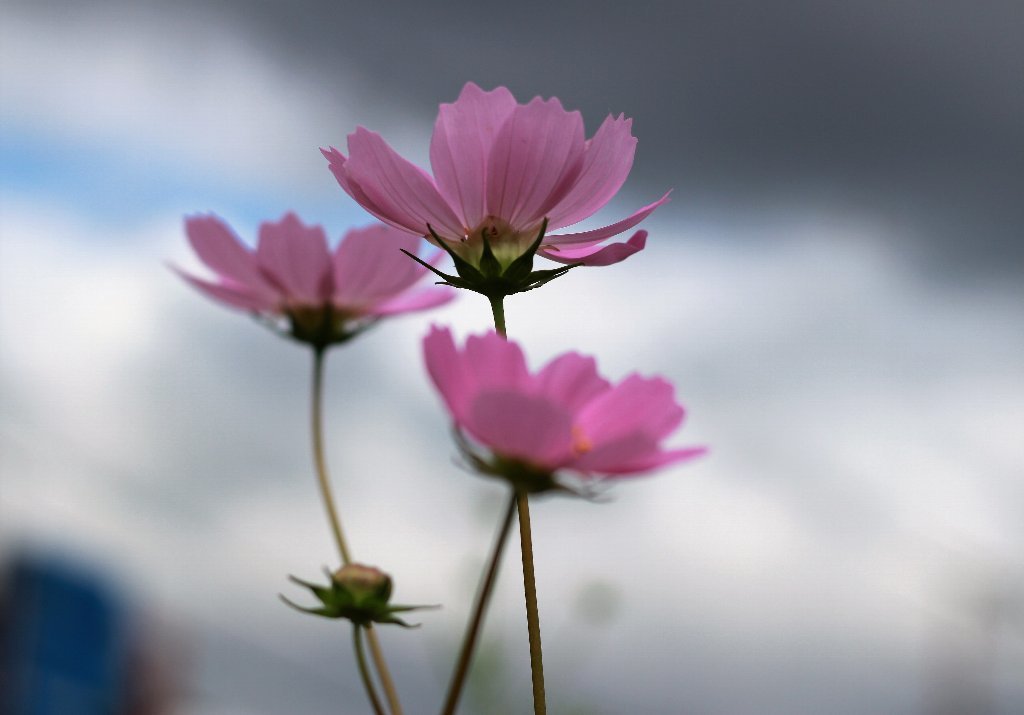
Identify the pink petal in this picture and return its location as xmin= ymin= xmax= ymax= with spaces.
xmin=576 ymin=375 xmax=684 ymax=446
xmin=571 ymin=432 xmax=661 ymax=474
xmin=545 ymin=114 xmax=637 ymax=229
xmin=430 ymin=83 xmax=517 ymax=231
xmin=463 ymin=331 xmax=530 ymax=393
xmin=333 ymin=224 xmax=430 ymax=307
xmin=184 ymin=215 xmax=275 ymax=293
xmin=535 ymin=353 xmax=611 ymax=413
xmin=368 ymin=286 xmax=455 ymax=317
xmin=423 ymin=325 xmax=472 ymax=422
xmin=171 ymin=266 xmax=279 ymax=312
xmin=321 ymin=147 xmax=359 ymax=201
xmin=485 ymin=96 xmax=585 ymax=229
xmin=344 ymin=127 xmax=465 ymax=239
xmin=544 ymin=191 xmax=670 ymax=245
xmin=467 ymin=391 xmax=573 ymax=471
xmin=255 ymin=213 xmax=332 ymax=305
xmin=574 ymin=437 xmax=705 ymax=475
xmin=538 ymin=230 xmax=647 ymax=266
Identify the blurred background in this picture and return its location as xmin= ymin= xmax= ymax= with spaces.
xmin=2 ymin=0 xmax=1022 ymax=713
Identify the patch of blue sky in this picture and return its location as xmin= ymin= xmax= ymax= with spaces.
xmin=0 ymin=130 xmax=368 ymax=241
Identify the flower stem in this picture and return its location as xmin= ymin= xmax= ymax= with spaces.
xmin=311 ymin=347 xmax=353 ymax=564
xmin=364 ymin=626 xmax=400 ymax=714
xmin=440 ymin=491 xmax=518 ymax=715
xmin=311 ymin=347 xmax=403 ymax=715
xmin=488 ymin=295 xmax=507 ymax=337
xmin=516 ymin=489 xmax=546 ymax=715
xmin=353 ymin=625 xmax=386 ymax=715
xmin=486 ymin=297 xmax=547 ymax=715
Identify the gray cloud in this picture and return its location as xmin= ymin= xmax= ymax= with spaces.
xmin=20 ymin=0 xmax=1019 ymax=271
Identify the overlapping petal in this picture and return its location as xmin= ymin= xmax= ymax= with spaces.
xmin=485 ymin=96 xmax=585 ymax=229
xmin=545 ymin=114 xmax=637 ymax=230
xmin=256 ymin=213 xmax=332 ymax=305
xmin=539 ymin=231 xmax=647 ymax=267
xmin=423 ymin=328 xmax=701 ymax=478
xmin=430 ymin=83 xmax=517 ymax=231
xmin=468 ymin=391 xmax=574 ymax=469
xmin=344 ymin=128 xmax=464 ymax=239
xmin=184 ymin=215 xmax=276 ymax=294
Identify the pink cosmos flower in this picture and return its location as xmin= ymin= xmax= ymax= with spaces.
xmin=423 ymin=327 xmax=704 ymax=487
xmin=322 ymin=82 xmax=669 ymax=272
xmin=175 ymin=212 xmax=454 ymax=345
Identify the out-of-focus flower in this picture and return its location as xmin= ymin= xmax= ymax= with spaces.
xmin=423 ymin=327 xmax=704 ymax=492
xmin=322 ymin=83 xmax=667 ymax=295
xmin=281 ymin=564 xmax=432 ymax=627
xmin=174 ymin=213 xmax=454 ymax=347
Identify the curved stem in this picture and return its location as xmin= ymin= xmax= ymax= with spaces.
xmin=311 ymin=347 xmax=404 ymax=715
xmin=353 ymin=625 xmax=386 ymax=715
xmin=312 ymin=347 xmax=353 ymax=564
xmin=440 ymin=491 xmax=518 ymax=715
xmin=516 ymin=490 xmax=546 ymax=715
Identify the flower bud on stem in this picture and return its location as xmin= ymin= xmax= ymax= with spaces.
xmin=310 ymin=347 xmax=403 ymax=715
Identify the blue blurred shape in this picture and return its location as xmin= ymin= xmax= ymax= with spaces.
xmin=0 ymin=554 xmax=127 ymax=715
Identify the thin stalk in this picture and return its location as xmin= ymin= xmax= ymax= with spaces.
xmin=440 ymin=491 xmax=518 ymax=715
xmin=488 ymin=295 xmax=507 ymax=337
xmin=311 ymin=347 xmax=353 ymax=564
xmin=353 ymin=625 xmax=386 ymax=715
xmin=516 ymin=490 xmax=546 ymax=715
xmin=487 ymin=297 xmax=547 ymax=715
xmin=364 ymin=626 xmax=400 ymax=715
xmin=311 ymin=347 xmax=404 ymax=715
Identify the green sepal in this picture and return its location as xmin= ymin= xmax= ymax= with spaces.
xmin=400 ymin=218 xmax=581 ymax=301
xmin=477 ymin=234 xmax=503 ymax=278
xmin=452 ymin=426 xmax=577 ymax=495
xmin=502 ymin=219 xmax=548 ymax=283
xmin=522 ymin=263 xmax=580 ymax=291
xmin=427 ymin=225 xmax=485 ymax=283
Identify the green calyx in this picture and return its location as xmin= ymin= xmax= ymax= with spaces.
xmin=280 ymin=564 xmax=434 ymax=627
xmin=453 ymin=428 xmax=567 ymax=495
xmin=401 ymin=219 xmax=582 ymax=301
xmin=284 ymin=305 xmax=377 ymax=350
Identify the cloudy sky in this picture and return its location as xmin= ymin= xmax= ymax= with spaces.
xmin=2 ymin=1 xmax=1023 ymax=713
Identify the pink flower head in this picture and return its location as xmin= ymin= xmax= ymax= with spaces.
xmin=322 ymin=83 xmax=668 ymax=279
xmin=423 ymin=327 xmax=704 ymax=490
xmin=174 ymin=212 xmax=454 ymax=347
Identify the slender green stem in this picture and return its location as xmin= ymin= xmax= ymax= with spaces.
xmin=440 ymin=491 xmax=518 ymax=715
xmin=516 ymin=490 xmax=546 ymax=715
xmin=364 ymin=626 xmax=401 ymax=715
xmin=311 ymin=347 xmax=404 ymax=715
xmin=488 ymin=295 xmax=507 ymax=337
xmin=486 ymin=297 xmax=547 ymax=714
xmin=353 ymin=625 xmax=386 ymax=715
xmin=312 ymin=347 xmax=353 ymax=564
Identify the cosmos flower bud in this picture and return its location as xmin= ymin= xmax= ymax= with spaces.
xmin=331 ymin=564 xmax=391 ymax=601
xmin=281 ymin=564 xmax=434 ymax=627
